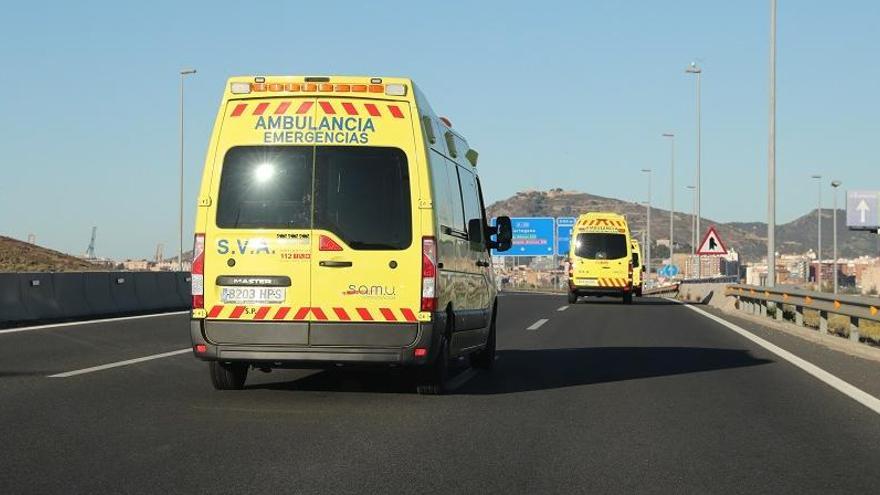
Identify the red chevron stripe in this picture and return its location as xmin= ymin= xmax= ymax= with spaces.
xmin=273 ymin=307 xmax=290 ymax=320
xmin=319 ymin=101 xmax=335 ymax=114
xmin=401 ymin=308 xmax=417 ymax=322
xmin=254 ymin=306 xmax=270 ymax=320
xmin=388 ymin=105 xmax=404 ymax=118
xmin=230 ymin=104 xmax=247 ymax=117
xmin=333 ymin=307 xmax=351 ymax=320
xmin=356 ymin=308 xmax=373 ymax=321
xmin=296 ymin=101 xmax=313 ymax=114
xmin=253 ymin=102 xmax=270 ymax=115
xmin=293 ymin=307 xmax=310 ymax=320
xmin=274 ymin=101 xmax=291 ymax=115
xmin=380 ymin=308 xmax=397 ymax=321
xmin=229 ymin=306 xmax=245 ymax=319
xmin=208 ymin=305 xmax=223 ymax=318
xmin=364 ymin=103 xmax=381 ymax=116
xmin=341 ymin=102 xmax=358 ymax=115
xmin=311 ymin=307 xmax=328 ymax=320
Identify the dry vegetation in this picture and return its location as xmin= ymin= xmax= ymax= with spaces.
xmin=0 ymin=236 xmax=107 ymax=272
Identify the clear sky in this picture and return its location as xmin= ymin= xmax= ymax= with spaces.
xmin=2 ymin=0 xmax=878 ymax=259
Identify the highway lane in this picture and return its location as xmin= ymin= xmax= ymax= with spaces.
xmin=1 ymin=294 xmax=880 ymax=493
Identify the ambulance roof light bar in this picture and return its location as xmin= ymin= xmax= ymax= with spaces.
xmin=229 ymin=79 xmax=407 ymax=96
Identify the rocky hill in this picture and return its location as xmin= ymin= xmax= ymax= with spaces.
xmin=486 ymin=189 xmax=879 ymax=262
xmin=0 ymin=236 xmax=107 ymax=272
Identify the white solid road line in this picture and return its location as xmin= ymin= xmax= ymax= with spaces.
xmin=527 ymin=318 xmax=549 ymax=330
xmin=48 ymin=348 xmax=191 ymax=378
xmin=557 ymin=306 xmax=569 ymax=312
xmin=674 ymin=300 xmax=880 ymax=416
xmin=0 ymin=311 xmax=190 ymax=336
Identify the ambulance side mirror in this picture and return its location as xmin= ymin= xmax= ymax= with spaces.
xmin=490 ymin=216 xmax=513 ymax=252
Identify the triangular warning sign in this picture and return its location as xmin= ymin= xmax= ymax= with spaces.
xmin=697 ymin=226 xmax=728 ymax=255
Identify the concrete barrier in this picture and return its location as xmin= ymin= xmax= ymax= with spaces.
xmin=83 ymin=272 xmax=117 ymax=315
xmin=133 ymin=272 xmax=163 ymax=311
xmin=156 ymin=272 xmax=182 ymax=309
xmin=109 ymin=272 xmax=141 ymax=314
xmin=19 ymin=273 xmax=63 ymax=321
xmin=0 ymin=274 xmax=30 ymax=324
xmin=175 ymin=272 xmax=192 ymax=308
xmin=53 ymin=273 xmax=93 ymax=319
xmin=1 ymin=271 xmax=191 ymax=327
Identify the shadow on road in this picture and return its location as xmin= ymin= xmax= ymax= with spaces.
xmin=574 ymin=297 xmax=681 ymax=306
xmin=246 ymin=346 xmax=771 ymax=395
xmin=459 ymin=346 xmax=772 ymax=395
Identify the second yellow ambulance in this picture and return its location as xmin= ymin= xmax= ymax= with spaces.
xmin=567 ymin=212 xmax=634 ymax=304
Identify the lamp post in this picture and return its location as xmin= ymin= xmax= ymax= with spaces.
xmin=642 ymin=168 xmax=652 ymax=278
xmin=662 ymin=133 xmax=675 ymax=263
xmin=767 ymin=0 xmax=777 ymax=288
xmin=686 ymin=185 xmax=696 ymax=255
xmin=179 ymin=68 xmax=197 ymax=271
xmin=811 ymin=174 xmax=823 ymax=290
xmin=686 ymin=61 xmax=702 ymax=277
xmin=831 ymin=180 xmax=842 ymax=294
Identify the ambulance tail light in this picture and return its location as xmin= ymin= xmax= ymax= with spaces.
xmin=191 ymin=234 xmax=205 ymax=309
xmin=627 ymin=262 xmax=634 ymax=289
xmin=421 ymin=237 xmax=437 ymax=312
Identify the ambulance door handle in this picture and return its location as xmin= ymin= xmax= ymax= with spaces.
xmin=319 ymin=261 xmax=353 ymax=268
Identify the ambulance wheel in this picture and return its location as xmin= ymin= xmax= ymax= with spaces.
xmin=471 ymin=306 xmax=497 ymax=370
xmin=210 ymin=361 xmax=248 ymax=390
xmin=567 ymin=291 xmax=578 ymax=304
xmin=417 ymin=337 xmax=450 ymax=395
xmin=622 ymin=293 xmax=633 ymax=305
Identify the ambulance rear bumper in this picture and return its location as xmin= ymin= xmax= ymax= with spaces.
xmin=190 ymin=315 xmax=444 ymax=366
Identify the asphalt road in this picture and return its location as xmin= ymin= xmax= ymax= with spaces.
xmin=2 ymin=294 xmax=880 ymax=494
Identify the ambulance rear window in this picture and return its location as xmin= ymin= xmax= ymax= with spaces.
xmin=314 ymin=147 xmax=411 ymax=250
xmin=216 ymin=146 xmax=312 ymax=229
xmin=575 ymin=233 xmax=628 ymax=260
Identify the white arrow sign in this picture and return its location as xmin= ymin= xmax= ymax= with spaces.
xmin=857 ymin=199 xmax=870 ymax=223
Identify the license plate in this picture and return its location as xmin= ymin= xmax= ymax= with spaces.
xmin=577 ymin=278 xmax=599 ymax=287
xmin=220 ymin=287 xmax=286 ymax=304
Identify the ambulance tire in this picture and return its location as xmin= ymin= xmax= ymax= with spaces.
xmin=416 ymin=336 xmax=450 ymax=395
xmin=210 ymin=361 xmax=248 ymax=390
xmin=567 ymin=291 xmax=578 ymax=304
xmin=622 ymin=292 xmax=633 ymax=305
xmin=471 ymin=305 xmax=497 ymax=370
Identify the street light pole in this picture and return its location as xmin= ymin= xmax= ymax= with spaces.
xmin=179 ymin=68 xmax=197 ymax=272
xmin=686 ymin=62 xmax=702 ymax=277
xmin=767 ymin=0 xmax=777 ymax=288
xmin=812 ymin=174 xmax=823 ymax=290
xmin=832 ymin=180 xmax=842 ymax=294
xmin=686 ymin=185 xmax=696 ymax=255
xmin=642 ymin=168 xmax=652 ymax=278
xmin=662 ymin=133 xmax=675 ymax=264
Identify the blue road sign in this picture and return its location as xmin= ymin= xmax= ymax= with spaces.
xmin=492 ymin=217 xmax=555 ymax=257
xmin=847 ymin=191 xmax=880 ymax=231
xmin=556 ymin=217 xmax=576 ymax=256
xmin=659 ymin=264 xmax=680 ymax=278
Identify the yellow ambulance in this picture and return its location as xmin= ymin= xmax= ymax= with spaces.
xmin=567 ymin=212 xmax=634 ymax=304
xmin=189 ymin=75 xmax=513 ymax=394
xmin=630 ymin=239 xmax=643 ymax=297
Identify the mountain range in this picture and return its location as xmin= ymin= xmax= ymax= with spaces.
xmin=486 ymin=189 xmax=880 ymax=262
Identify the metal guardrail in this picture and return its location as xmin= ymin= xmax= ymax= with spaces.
xmin=680 ymin=276 xmax=739 ymax=285
xmin=726 ymin=284 xmax=880 ymax=342
xmin=643 ymin=283 xmax=680 ymax=296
